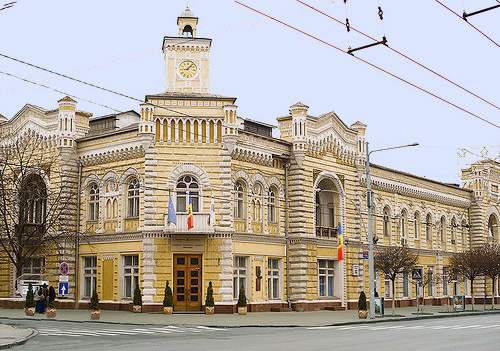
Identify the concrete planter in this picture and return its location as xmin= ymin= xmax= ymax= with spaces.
xmin=238 ymin=306 xmax=247 ymax=315
xmin=163 ymin=306 xmax=173 ymax=315
xmin=91 ymin=310 xmax=101 ymax=320
xmin=25 ymin=307 xmax=35 ymax=316
xmin=46 ymin=307 xmax=56 ymax=318
xmin=358 ymin=310 xmax=368 ymax=319
xmin=205 ymin=306 xmax=215 ymax=315
xmin=133 ymin=305 xmax=142 ymax=313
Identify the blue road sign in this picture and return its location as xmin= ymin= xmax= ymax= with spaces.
xmin=58 ymin=282 xmax=69 ymax=295
xmin=412 ymin=268 xmax=423 ymax=280
xmin=362 ymin=251 xmax=369 ymax=259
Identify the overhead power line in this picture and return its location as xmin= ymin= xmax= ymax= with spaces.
xmin=234 ymin=1 xmax=499 ymax=129
xmin=0 ymin=70 xmax=122 ymax=112
xmin=434 ymin=0 xmax=499 ymax=48
xmin=296 ymin=0 xmax=499 ymax=111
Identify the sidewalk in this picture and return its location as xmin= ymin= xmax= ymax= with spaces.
xmin=1 ymin=304 xmax=499 ymax=328
xmin=0 ymin=324 xmax=37 ymax=349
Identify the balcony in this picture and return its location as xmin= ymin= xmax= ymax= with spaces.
xmin=316 ymin=226 xmax=338 ymax=238
xmin=164 ymin=213 xmax=214 ymax=234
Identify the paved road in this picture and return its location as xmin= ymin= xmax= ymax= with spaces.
xmin=5 ymin=315 xmax=499 ymax=351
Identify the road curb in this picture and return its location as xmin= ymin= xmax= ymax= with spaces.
xmin=1 ymin=310 xmax=499 ymax=329
xmin=0 ymin=328 xmax=38 ymax=350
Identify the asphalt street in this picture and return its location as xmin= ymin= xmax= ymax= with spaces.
xmin=4 ymin=314 xmax=500 ymax=351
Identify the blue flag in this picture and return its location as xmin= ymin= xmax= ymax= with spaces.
xmin=167 ymin=194 xmax=176 ymax=225
xmin=338 ymin=223 xmax=342 ymax=235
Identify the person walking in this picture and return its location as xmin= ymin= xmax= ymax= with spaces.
xmin=47 ymin=285 xmax=56 ymax=308
xmin=35 ymin=286 xmax=44 ymax=313
xmin=40 ymin=283 xmax=48 ymax=313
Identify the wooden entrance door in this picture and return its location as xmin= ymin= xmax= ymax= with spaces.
xmin=173 ymin=254 xmax=202 ymax=311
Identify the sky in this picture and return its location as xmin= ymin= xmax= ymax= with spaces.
xmin=0 ymin=0 xmax=498 ymax=184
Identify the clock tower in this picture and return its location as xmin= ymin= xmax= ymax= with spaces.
xmin=162 ymin=5 xmax=211 ymax=94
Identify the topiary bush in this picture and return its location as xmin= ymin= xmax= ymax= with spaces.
xmin=358 ymin=291 xmax=367 ymax=311
xmin=25 ymin=283 xmax=35 ymax=308
xmin=237 ymin=285 xmax=247 ymax=307
xmin=205 ymin=281 xmax=214 ymax=307
xmin=133 ymin=284 xmax=142 ymax=306
xmin=163 ymin=281 xmax=173 ymax=307
xmin=90 ymin=289 xmax=100 ymax=311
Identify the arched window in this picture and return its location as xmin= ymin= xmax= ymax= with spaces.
xmin=440 ymin=216 xmax=446 ymax=243
xmin=461 ymin=220 xmax=467 ymax=247
xmin=268 ymin=187 xmax=277 ymax=223
xmin=89 ymin=184 xmax=99 ymax=221
xmin=401 ymin=209 xmax=408 ymax=238
xmin=315 ymin=178 xmax=341 ymax=238
xmin=127 ymin=179 xmax=140 ymax=218
xmin=176 ymin=175 xmax=199 ymax=213
xmin=20 ymin=174 xmax=47 ymax=225
xmin=426 ymin=214 xmax=432 ymax=241
xmin=451 ymin=218 xmax=457 ymax=244
xmin=488 ymin=214 xmax=498 ymax=243
xmin=106 ymin=199 xmax=112 ymax=220
xmin=234 ymin=181 xmax=245 ymax=220
xmin=383 ymin=207 xmax=391 ymax=237
xmin=414 ymin=212 xmax=420 ymax=239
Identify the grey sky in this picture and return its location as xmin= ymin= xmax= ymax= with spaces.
xmin=0 ymin=0 xmax=498 ymax=183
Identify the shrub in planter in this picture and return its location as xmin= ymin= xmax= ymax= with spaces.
xmin=358 ymin=291 xmax=368 ymax=319
xmin=46 ymin=301 xmax=57 ymax=318
xmin=25 ymin=283 xmax=36 ymax=316
xmin=163 ymin=280 xmax=173 ymax=315
xmin=90 ymin=289 xmax=101 ymax=320
xmin=133 ymin=284 xmax=142 ymax=313
xmin=205 ymin=281 xmax=215 ymax=315
xmin=237 ymin=285 xmax=247 ymax=315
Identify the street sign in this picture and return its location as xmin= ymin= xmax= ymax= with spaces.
xmin=412 ymin=268 xmax=423 ymax=280
xmin=58 ymin=282 xmax=69 ymax=295
xmin=59 ymin=262 xmax=69 ymax=275
xmin=59 ymin=275 xmax=68 ymax=282
xmin=362 ymin=251 xmax=369 ymax=259
xmin=352 ymin=264 xmax=359 ymax=276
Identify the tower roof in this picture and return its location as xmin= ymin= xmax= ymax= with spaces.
xmin=180 ymin=3 xmax=195 ymax=18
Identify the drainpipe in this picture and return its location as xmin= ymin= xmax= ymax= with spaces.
xmin=74 ymin=161 xmax=82 ymax=309
xmin=284 ymin=162 xmax=291 ymax=309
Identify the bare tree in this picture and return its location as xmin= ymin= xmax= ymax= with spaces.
xmin=412 ymin=269 xmax=437 ymax=313
xmin=450 ymin=247 xmax=484 ymax=311
xmin=375 ymin=245 xmax=418 ymax=316
xmin=442 ymin=266 xmax=458 ymax=312
xmin=0 ymin=133 xmax=77 ymax=288
xmin=480 ymin=243 xmax=500 ymax=310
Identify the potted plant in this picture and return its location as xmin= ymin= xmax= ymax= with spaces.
xmin=133 ymin=284 xmax=142 ymax=313
xmin=46 ymin=286 xmax=57 ymax=318
xmin=90 ymin=289 xmax=100 ymax=320
xmin=236 ymin=285 xmax=247 ymax=315
xmin=24 ymin=283 xmax=36 ymax=316
xmin=205 ymin=281 xmax=215 ymax=315
xmin=46 ymin=301 xmax=56 ymax=318
xmin=358 ymin=291 xmax=368 ymax=319
xmin=163 ymin=280 xmax=173 ymax=315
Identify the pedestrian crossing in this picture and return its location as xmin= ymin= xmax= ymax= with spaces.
xmin=307 ymin=324 xmax=500 ymax=331
xmin=36 ymin=325 xmax=226 ymax=337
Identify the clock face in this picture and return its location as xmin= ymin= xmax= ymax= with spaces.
xmin=178 ymin=60 xmax=197 ymax=79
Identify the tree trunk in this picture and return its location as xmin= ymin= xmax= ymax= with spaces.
xmin=421 ymin=286 xmax=425 ymax=313
xmin=471 ymin=279 xmax=474 ymax=311
xmin=492 ymin=277 xmax=496 ymax=310
xmin=447 ymin=295 xmax=450 ymax=313
xmin=392 ymin=279 xmax=395 ymax=316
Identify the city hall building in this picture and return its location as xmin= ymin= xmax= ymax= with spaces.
xmin=0 ymin=7 xmax=498 ymax=312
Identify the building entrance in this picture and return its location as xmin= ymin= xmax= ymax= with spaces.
xmin=173 ymin=254 xmax=202 ymax=311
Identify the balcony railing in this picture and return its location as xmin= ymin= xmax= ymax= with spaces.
xmin=164 ymin=213 xmax=214 ymax=233
xmin=316 ymin=226 xmax=338 ymax=238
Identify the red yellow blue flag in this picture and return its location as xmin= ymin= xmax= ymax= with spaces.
xmin=337 ymin=223 xmax=344 ymax=261
xmin=187 ymin=193 xmax=194 ymax=230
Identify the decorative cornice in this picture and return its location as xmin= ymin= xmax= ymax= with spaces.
xmin=79 ymin=145 xmax=145 ymax=166
xmin=233 ymin=233 xmax=286 ymax=244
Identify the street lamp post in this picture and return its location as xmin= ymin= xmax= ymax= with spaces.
xmin=366 ymin=142 xmax=418 ymax=319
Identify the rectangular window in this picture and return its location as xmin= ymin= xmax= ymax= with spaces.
xmin=403 ymin=272 xmax=409 ymax=297
xmin=22 ymin=257 xmax=45 ymax=274
xmin=318 ymin=259 xmax=335 ymax=297
xmin=83 ymin=257 xmax=97 ymax=299
xmin=384 ymin=276 xmax=392 ymax=298
xmin=123 ymin=255 xmax=139 ymax=298
xmin=267 ymin=258 xmax=280 ymax=300
xmin=428 ymin=268 xmax=434 ymax=296
xmin=443 ymin=267 xmax=449 ymax=296
xmin=233 ymin=257 xmax=248 ymax=299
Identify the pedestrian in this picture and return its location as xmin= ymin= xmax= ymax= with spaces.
xmin=35 ymin=286 xmax=44 ymax=313
xmin=47 ymin=285 xmax=56 ymax=308
xmin=40 ymin=283 xmax=48 ymax=313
